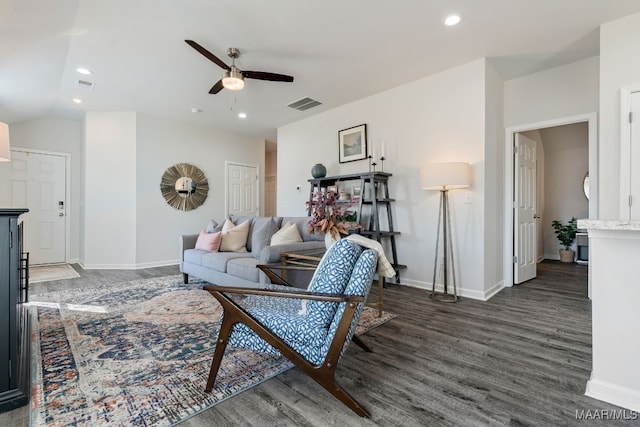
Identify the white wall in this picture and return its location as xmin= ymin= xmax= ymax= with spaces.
xmin=483 ymin=61 xmax=505 ymax=295
xmin=83 ymin=112 xmax=137 ymax=268
xmin=135 ymin=114 xmax=264 ymax=267
xmin=12 ymin=113 xmax=264 ymax=268
xmin=600 ymin=12 xmax=640 ymax=219
xmin=278 ymin=59 xmax=498 ymax=299
xmin=586 ymin=11 xmax=640 ymax=412
xmin=9 ymin=118 xmax=82 ymax=262
xmin=504 ymin=56 xmax=599 ymax=129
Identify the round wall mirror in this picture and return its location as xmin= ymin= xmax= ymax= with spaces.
xmin=160 ymin=163 xmax=209 ymax=211
xmin=583 ymin=172 xmax=589 ymax=200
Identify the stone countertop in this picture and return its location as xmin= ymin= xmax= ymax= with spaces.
xmin=577 ymin=219 xmax=640 ymax=231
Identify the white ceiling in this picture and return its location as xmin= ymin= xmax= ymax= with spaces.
xmin=2 ymin=1 xmax=640 ymax=141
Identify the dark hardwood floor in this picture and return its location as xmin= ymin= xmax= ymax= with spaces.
xmin=2 ymin=261 xmax=637 ymax=426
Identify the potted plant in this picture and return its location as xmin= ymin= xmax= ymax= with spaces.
xmin=306 ymin=190 xmax=361 ymax=248
xmin=551 ymin=217 xmax=578 ymax=263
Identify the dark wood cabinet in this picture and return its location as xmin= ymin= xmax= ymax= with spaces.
xmin=308 ymin=172 xmax=405 ymax=282
xmin=0 ymin=208 xmax=30 ymax=413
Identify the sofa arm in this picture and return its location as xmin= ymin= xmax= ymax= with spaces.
xmin=179 ymin=233 xmax=199 ymax=261
xmin=259 ymin=241 xmax=326 ymax=264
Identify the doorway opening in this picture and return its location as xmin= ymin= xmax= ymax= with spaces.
xmin=504 ymin=113 xmax=597 ymax=289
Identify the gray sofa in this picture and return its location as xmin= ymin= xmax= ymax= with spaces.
xmin=179 ymin=215 xmax=325 ymax=288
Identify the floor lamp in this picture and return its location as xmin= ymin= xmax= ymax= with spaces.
xmin=421 ymin=162 xmax=471 ymax=302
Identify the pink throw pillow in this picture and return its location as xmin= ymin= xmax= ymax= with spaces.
xmin=195 ymin=230 xmax=222 ymax=252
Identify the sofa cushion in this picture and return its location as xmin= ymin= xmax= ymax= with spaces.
xmin=270 ymin=222 xmax=303 ymax=245
xmin=220 ymin=219 xmax=250 ymax=252
xmin=280 ymin=217 xmax=323 ymax=242
xmin=183 ymin=248 xmax=210 ymax=265
xmin=205 ymin=219 xmax=224 ymax=233
xmin=227 ymin=257 xmax=261 ymax=282
xmin=201 ymin=251 xmax=249 ymax=273
xmin=195 ymin=230 xmax=222 ymax=251
xmin=249 ymin=217 xmax=279 ymax=257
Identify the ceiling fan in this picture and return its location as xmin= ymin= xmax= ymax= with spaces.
xmin=185 ymin=40 xmax=294 ymax=94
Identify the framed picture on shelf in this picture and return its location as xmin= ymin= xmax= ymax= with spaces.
xmin=327 ymin=185 xmax=338 ymax=194
xmin=338 ymin=124 xmax=367 ymax=163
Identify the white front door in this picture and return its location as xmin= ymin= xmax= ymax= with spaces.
xmin=514 ymin=133 xmax=537 ymax=284
xmin=0 ymin=150 xmax=67 ymax=264
xmin=226 ymin=162 xmax=259 ymax=217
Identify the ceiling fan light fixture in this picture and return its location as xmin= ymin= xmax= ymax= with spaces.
xmin=222 ymin=68 xmax=245 ymax=90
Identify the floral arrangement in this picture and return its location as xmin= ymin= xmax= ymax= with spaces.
xmin=306 ymin=190 xmax=361 ymax=239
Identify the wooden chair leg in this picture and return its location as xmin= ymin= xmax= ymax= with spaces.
xmin=320 ymin=377 xmax=370 ymax=418
xmin=352 ymin=335 xmax=372 ymax=353
xmin=205 ymin=316 xmax=234 ymax=392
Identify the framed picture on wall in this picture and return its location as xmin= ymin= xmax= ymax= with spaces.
xmin=338 ymin=124 xmax=367 ymax=163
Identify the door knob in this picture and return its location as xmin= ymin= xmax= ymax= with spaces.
xmin=533 ymin=214 xmax=540 ymax=219
xmin=59 ymin=213 xmax=64 ymax=217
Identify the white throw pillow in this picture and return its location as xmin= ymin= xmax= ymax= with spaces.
xmin=270 ymin=222 xmax=303 ymax=245
xmin=219 ymin=219 xmax=249 ymax=252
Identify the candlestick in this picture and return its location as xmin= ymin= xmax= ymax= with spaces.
xmin=380 ymin=156 xmax=386 ymax=172
xmin=368 ymin=155 xmax=373 ymax=172
xmin=372 ymin=146 xmax=376 ymax=160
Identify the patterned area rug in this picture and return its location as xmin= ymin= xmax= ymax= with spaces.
xmin=28 ymin=275 xmax=396 ymax=426
xmin=29 ymin=264 xmax=80 ymax=283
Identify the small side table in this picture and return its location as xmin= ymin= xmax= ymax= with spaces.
xmin=576 ymin=232 xmax=589 ymax=265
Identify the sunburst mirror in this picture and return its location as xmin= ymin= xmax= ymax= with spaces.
xmin=160 ymin=163 xmax=209 ymax=211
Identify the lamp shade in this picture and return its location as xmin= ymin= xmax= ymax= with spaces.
xmin=421 ymin=162 xmax=471 ymax=190
xmin=0 ymin=122 xmax=10 ymax=162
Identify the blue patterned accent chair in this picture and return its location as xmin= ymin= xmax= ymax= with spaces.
xmin=203 ymin=238 xmax=378 ymax=417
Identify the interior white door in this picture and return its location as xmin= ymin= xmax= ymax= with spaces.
xmin=0 ymin=150 xmax=67 ymax=264
xmin=514 ymin=133 xmax=537 ymax=284
xmin=226 ymin=163 xmax=258 ymax=217
xmin=630 ymin=91 xmax=640 ymax=219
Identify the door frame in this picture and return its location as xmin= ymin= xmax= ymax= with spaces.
xmin=11 ymin=147 xmax=72 ymax=264
xmin=224 ymin=161 xmax=260 ymax=217
xmin=503 ymin=113 xmax=597 ymax=288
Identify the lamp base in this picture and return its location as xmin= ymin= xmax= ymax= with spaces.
xmin=430 ymin=292 xmax=459 ymax=303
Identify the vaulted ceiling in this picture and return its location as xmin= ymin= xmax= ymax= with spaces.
xmin=2 ymin=0 xmax=640 ymax=140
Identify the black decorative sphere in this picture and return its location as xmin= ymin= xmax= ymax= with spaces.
xmin=311 ymin=163 xmax=327 ymax=178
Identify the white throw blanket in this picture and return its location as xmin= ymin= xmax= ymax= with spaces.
xmin=346 ymin=234 xmax=396 ymax=278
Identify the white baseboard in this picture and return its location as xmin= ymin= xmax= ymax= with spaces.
xmin=78 ymin=259 xmax=179 ymax=270
xmin=586 ymin=374 xmax=640 ymax=412
xmin=400 ymin=279 xmax=505 ymax=301
xmin=544 ymin=253 xmax=560 ymax=261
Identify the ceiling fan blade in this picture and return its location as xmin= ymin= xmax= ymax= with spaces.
xmin=242 ymin=71 xmax=294 ymax=82
xmin=185 ymin=40 xmax=231 ymax=71
xmin=209 ymin=80 xmax=225 ymax=94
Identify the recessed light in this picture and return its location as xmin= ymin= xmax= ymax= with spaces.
xmin=444 ymin=14 xmax=462 ymax=26
xmin=72 ymin=98 xmax=83 ymax=104
xmin=191 ymin=107 xmax=202 ymax=113
xmin=238 ymin=112 xmax=247 ymax=119
xmin=76 ymin=67 xmax=93 ymax=75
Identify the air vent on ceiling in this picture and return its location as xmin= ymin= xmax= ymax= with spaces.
xmin=286 ymin=97 xmax=322 ymax=111
xmin=77 ymin=79 xmax=95 ymax=90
